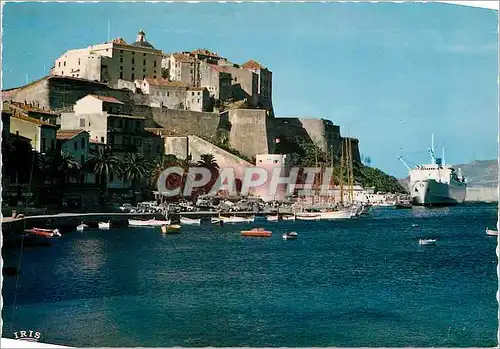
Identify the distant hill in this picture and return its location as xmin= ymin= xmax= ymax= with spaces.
xmin=455 ymin=160 xmax=497 ymax=188
xmin=398 ymin=159 xmax=497 ymax=189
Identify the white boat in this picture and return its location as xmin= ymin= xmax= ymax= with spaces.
xmin=267 ymin=215 xmax=279 ymax=221
xmin=320 ymin=209 xmax=352 ymax=220
xmin=211 ymin=217 xmax=221 ymax=224
xmin=400 ymin=135 xmax=466 ymax=206
xmin=76 ymin=223 xmax=88 ymax=232
xmin=296 ymin=212 xmax=322 ymax=221
xmin=486 ymin=228 xmax=498 ymax=236
xmin=180 ymin=217 xmax=201 ymax=225
xmin=419 ymin=238 xmax=437 ymax=245
xmin=98 ymin=222 xmax=110 ymax=230
xmin=128 ymin=218 xmax=171 ymax=227
xmin=282 ymin=232 xmax=298 ymax=240
xmin=282 ymin=215 xmax=296 ymax=221
xmin=219 ymin=215 xmax=255 ymax=223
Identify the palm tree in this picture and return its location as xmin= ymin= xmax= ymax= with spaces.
xmin=148 ymin=154 xmax=179 ymax=187
xmin=197 ymin=154 xmax=219 ymax=195
xmin=50 ymin=152 xmax=82 ymax=208
xmin=120 ymin=152 xmax=148 ymax=205
xmin=86 ymin=146 xmax=122 ymax=207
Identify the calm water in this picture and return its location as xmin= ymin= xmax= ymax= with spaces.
xmin=2 ymin=204 xmax=498 ymax=347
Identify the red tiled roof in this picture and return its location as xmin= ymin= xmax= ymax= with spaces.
xmin=88 ymin=94 xmax=124 ymax=104
xmin=208 ymin=64 xmax=224 ymax=73
xmin=187 ymin=87 xmax=207 ymax=92
xmin=11 ymin=114 xmax=57 ymax=127
xmin=171 ymin=53 xmax=195 ymax=63
xmin=241 ymin=60 xmax=266 ymax=70
xmin=56 ymin=129 xmax=87 ymax=140
xmin=144 ymin=78 xmax=187 ymax=88
xmin=191 ymin=48 xmax=221 ymax=58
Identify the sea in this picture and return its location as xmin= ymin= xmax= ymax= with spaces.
xmin=1 ymin=203 xmax=498 ymax=347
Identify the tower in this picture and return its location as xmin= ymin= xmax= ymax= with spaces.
xmin=136 ymin=29 xmax=146 ymax=43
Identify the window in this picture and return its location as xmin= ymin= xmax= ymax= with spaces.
xmin=61 ymin=71 xmax=64 ymax=75
xmin=41 ymin=138 xmax=46 ymax=152
xmin=131 ymin=73 xmax=135 ymax=80
xmin=120 ymin=72 xmax=123 ymax=79
xmin=101 ymin=136 xmax=104 ymax=143
xmin=143 ymin=75 xmax=146 ymax=79
xmin=74 ymin=142 xmax=78 ymax=151
xmin=64 ymin=61 xmax=66 ymax=66
xmin=154 ymin=60 xmax=157 ymax=67
xmin=167 ymin=92 xmax=170 ymax=97
xmin=51 ymin=140 xmax=55 ymax=151
xmin=143 ymin=59 xmax=146 ymax=65
xmin=132 ymin=67 xmax=135 ymax=71
xmin=198 ymin=92 xmax=200 ymax=96
xmin=81 ymin=137 xmax=85 ymax=149
xmin=16 ymin=131 xmax=19 ymax=136
xmin=135 ymin=120 xmax=140 ymax=130
xmin=192 ymin=92 xmax=195 ymax=96
xmin=143 ymin=53 xmax=146 ymax=57
xmin=58 ymin=62 xmax=61 ymax=67
xmin=132 ymin=51 xmax=135 ymax=55
xmin=197 ymin=99 xmax=200 ymax=103
xmin=120 ymin=49 xmax=123 ymax=53
xmin=143 ymin=68 xmax=146 ymax=73
xmin=78 ymin=58 xmax=80 ymax=65
xmin=132 ymin=58 xmax=135 ymax=64
xmin=123 ymin=137 xmax=130 ymax=145
xmin=153 ymin=75 xmax=156 ymax=79
xmin=120 ymin=57 xmax=123 ymax=63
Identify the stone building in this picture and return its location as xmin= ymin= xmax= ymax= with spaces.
xmin=162 ymin=53 xmax=198 ymax=86
xmin=221 ymin=65 xmax=259 ymax=107
xmin=9 ymin=112 xmax=58 ymax=153
xmin=199 ymin=61 xmax=231 ymax=102
xmin=51 ymin=30 xmax=163 ymax=85
xmin=241 ymin=60 xmax=273 ymax=113
xmin=185 ymin=87 xmax=210 ymax=112
xmin=136 ymin=78 xmax=187 ymax=109
xmin=254 ymin=154 xmax=291 ymax=202
xmin=56 ymin=129 xmax=92 ymax=183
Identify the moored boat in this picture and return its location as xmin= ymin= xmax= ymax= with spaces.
xmin=76 ymin=223 xmax=88 ymax=232
xmin=282 ymin=215 xmax=296 ymax=221
xmin=486 ymin=228 xmax=498 ymax=236
xmin=241 ymin=228 xmax=272 ymax=237
xmin=282 ymin=231 xmax=298 ymax=240
xmin=220 ymin=215 xmax=255 ymax=223
xmin=296 ymin=212 xmax=321 ymax=221
xmin=128 ymin=218 xmax=171 ymax=227
xmin=320 ymin=209 xmax=352 ymax=220
xmin=98 ymin=221 xmax=110 ymax=230
xmin=267 ymin=215 xmax=279 ymax=221
xmin=161 ymin=224 xmax=181 ymax=234
xmin=25 ymin=228 xmax=61 ymax=238
xmin=180 ymin=217 xmax=201 ymax=225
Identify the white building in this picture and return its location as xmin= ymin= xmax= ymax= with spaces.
xmin=51 ymin=30 xmax=163 ymax=85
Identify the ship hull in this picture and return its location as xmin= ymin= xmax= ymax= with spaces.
xmin=410 ymin=179 xmax=466 ymax=206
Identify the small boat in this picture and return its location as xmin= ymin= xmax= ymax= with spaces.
xmin=220 ymin=215 xmax=255 ymax=223
xmin=419 ymin=238 xmax=437 ymax=245
xmin=180 ymin=217 xmax=201 ymax=225
xmin=76 ymin=223 xmax=88 ymax=232
xmin=267 ymin=215 xmax=279 ymax=221
xmin=241 ymin=228 xmax=272 ymax=237
xmin=361 ymin=204 xmax=372 ymax=215
xmin=282 ymin=232 xmax=298 ymax=240
xmin=161 ymin=224 xmax=181 ymax=234
xmin=128 ymin=218 xmax=171 ymax=227
xmin=486 ymin=228 xmax=498 ymax=236
xmin=394 ymin=201 xmax=412 ymax=209
xmin=98 ymin=221 xmax=110 ymax=230
xmin=412 ymin=224 xmax=419 ymax=228
xmin=25 ymin=228 xmax=61 ymax=238
xmin=282 ymin=215 xmax=296 ymax=221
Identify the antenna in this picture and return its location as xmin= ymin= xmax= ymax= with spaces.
xmin=431 ymin=134 xmax=435 ymax=153
xmin=442 ymin=148 xmax=445 ymax=166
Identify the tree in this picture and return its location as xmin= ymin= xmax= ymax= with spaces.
xmin=51 ymin=152 xmax=82 ymax=208
xmin=197 ymin=154 xmax=220 ymax=194
xmin=86 ymin=146 xmax=122 ymax=207
xmin=148 ymin=154 xmax=180 ymax=187
xmin=120 ymin=152 xmax=148 ymax=205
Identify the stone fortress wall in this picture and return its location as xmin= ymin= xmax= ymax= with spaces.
xmin=3 ymin=76 xmax=360 ymax=164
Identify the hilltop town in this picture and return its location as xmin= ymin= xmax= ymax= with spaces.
xmin=2 ymin=29 xmax=404 ymax=211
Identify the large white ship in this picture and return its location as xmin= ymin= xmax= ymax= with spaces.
xmin=399 ymin=136 xmax=467 ymax=206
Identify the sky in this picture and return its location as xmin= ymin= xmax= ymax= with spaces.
xmin=2 ymin=2 xmax=498 ymax=178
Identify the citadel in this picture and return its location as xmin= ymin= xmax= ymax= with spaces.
xmin=2 ymin=29 xmax=360 ymax=203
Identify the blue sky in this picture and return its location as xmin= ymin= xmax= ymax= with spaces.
xmin=2 ymin=2 xmax=498 ymax=177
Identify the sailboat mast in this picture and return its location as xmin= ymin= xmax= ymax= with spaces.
xmin=340 ymin=140 xmax=345 ymax=204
